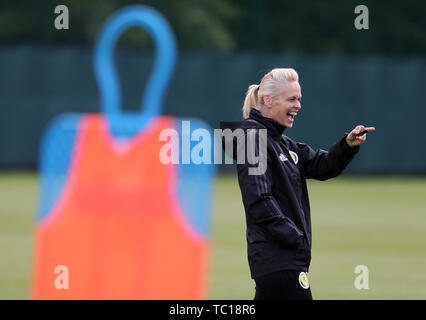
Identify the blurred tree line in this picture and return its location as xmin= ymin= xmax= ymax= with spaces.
xmin=0 ymin=0 xmax=425 ymax=56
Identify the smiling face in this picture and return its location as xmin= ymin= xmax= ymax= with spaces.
xmin=262 ymin=81 xmax=302 ymax=128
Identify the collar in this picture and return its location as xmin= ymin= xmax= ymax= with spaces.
xmin=249 ymin=108 xmax=286 ymax=138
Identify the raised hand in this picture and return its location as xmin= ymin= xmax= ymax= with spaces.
xmin=346 ymin=125 xmax=375 ymax=148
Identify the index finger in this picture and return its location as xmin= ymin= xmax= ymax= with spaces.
xmin=357 ymin=127 xmax=375 ymax=136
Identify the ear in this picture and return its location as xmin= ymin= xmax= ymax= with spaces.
xmin=263 ymin=95 xmax=272 ymax=108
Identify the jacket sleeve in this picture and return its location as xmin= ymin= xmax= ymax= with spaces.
xmin=236 ymin=129 xmax=304 ymax=248
xmin=297 ymin=134 xmax=359 ymax=181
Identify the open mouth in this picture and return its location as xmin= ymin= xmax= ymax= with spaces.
xmin=286 ymin=112 xmax=297 ymax=121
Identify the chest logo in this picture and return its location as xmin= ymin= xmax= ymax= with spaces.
xmin=289 ymin=150 xmax=299 ymax=165
xmin=279 ymin=153 xmax=288 ymax=162
xmin=299 ymin=272 xmax=310 ymax=289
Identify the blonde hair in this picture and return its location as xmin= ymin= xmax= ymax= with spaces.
xmin=242 ymin=68 xmax=299 ymax=119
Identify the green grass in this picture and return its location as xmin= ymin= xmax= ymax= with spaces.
xmin=209 ymin=175 xmax=426 ymax=299
xmin=0 ymin=172 xmax=37 ymax=300
xmin=1 ymin=172 xmax=426 ymax=299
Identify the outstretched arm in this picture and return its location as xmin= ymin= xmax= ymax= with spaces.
xmin=297 ymin=125 xmax=375 ymax=181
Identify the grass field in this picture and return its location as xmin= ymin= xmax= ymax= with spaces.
xmin=1 ymin=172 xmax=426 ymax=299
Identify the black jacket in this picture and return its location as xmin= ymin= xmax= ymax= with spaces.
xmin=220 ymin=109 xmax=359 ymax=279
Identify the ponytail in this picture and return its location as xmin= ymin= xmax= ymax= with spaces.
xmin=242 ymin=84 xmax=260 ymax=119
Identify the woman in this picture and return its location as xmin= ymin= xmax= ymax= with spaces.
xmin=233 ymin=68 xmax=374 ymax=300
